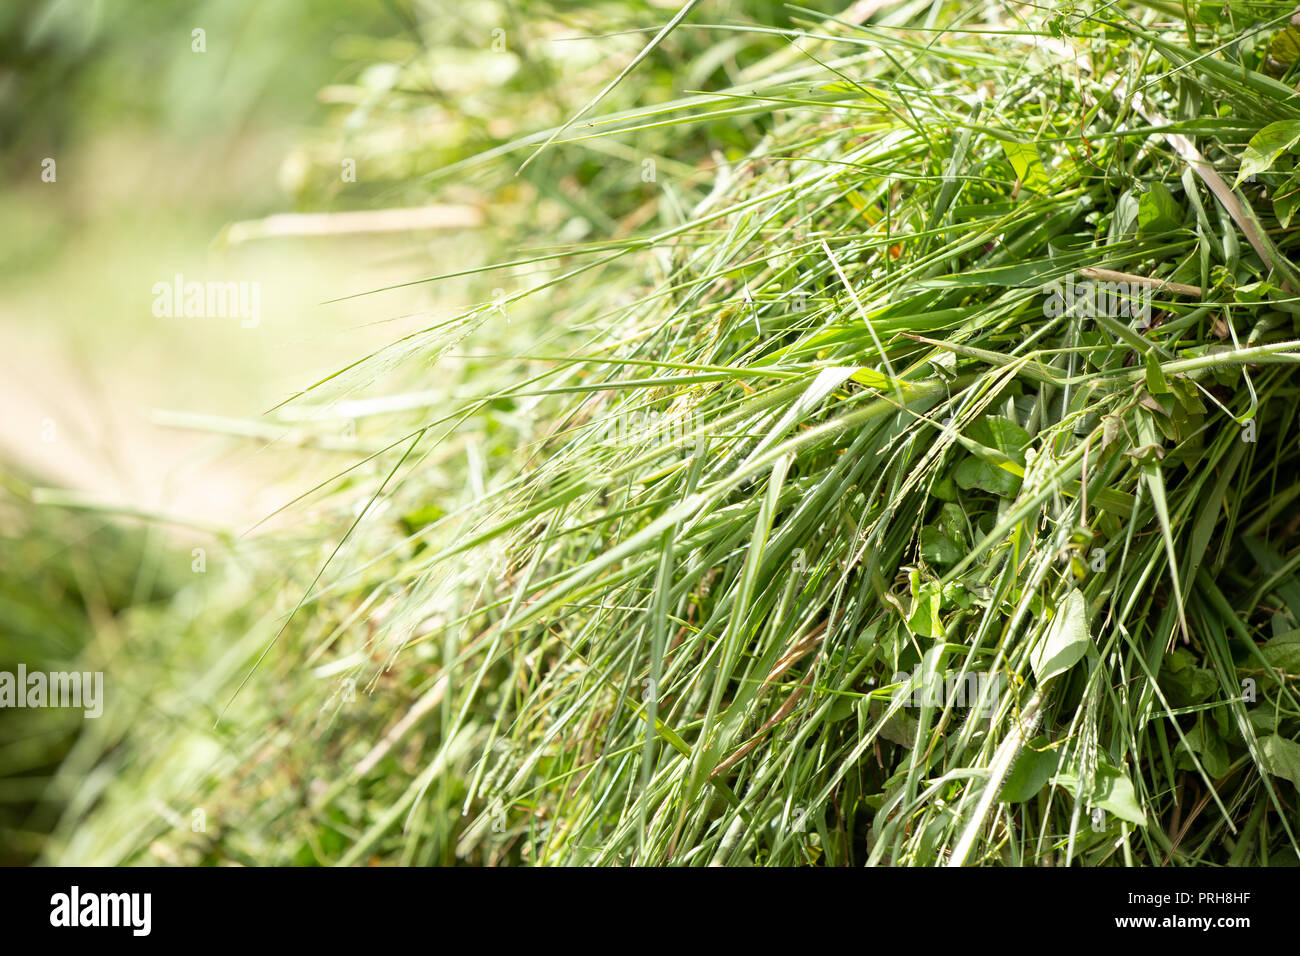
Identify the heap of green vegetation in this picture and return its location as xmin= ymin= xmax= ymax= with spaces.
xmin=31 ymin=0 xmax=1300 ymax=865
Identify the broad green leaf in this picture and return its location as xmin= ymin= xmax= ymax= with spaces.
xmin=1175 ymin=716 xmax=1230 ymax=778
xmin=826 ymin=695 xmax=856 ymax=722
xmin=1261 ymin=630 xmax=1300 ymax=674
xmin=998 ymin=736 xmax=1060 ymax=803
xmin=1138 ymin=181 xmax=1183 ymax=233
xmin=1250 ymin=709 xmax=1281 ymax=736
xmin=1110 ymin=189 xmax=1140 ymax=238
xmin=970 ymin=415 xmax=1032 ymax=456
xmin=955 ymin=456 xmax=1017 ymax=496
xmin=1237 ymin=120 xmax=1300 ymax=184
xmin=1169 ymin=376 xmax=1206 ymax=414
xmin=1158 ymin=648 xmax=1217 ymax=705
xmin=1145 ymin=353 xmax=1171 ymax=394
xmin=1259 ymin=735 xmax=1300 ymax=790
xmin=1030 ymin=588 xmax=1089 ymax=683
xmin=1194 ymin=1 xmax=1226 ymax=26
xmin=1054 ymin=761 xmax=1147 ymax=826
xmin=919 ymin=525 xmax=962 ymax=566
xmin=954 ymin=415 xmax=1031 ymax=497
xmin=1269 ymin=23 xmax=1300 ymax=66
xmin=849 ymin=367 xmax=902 ymax=390
xmin=1125 ymin=442 xmax=1166 ymax=466
xmin=906 ymin=573 xmax=945 ymax=638
xmin=1273 ymin=177 xmax=1300 ymax=228
xmin=999 ymin=138 xmax=1050 ymax=193
xmin=930 ymin=474 xmax=959 ymax=501
xmin=1093 ymin=486 xmax=1135 ymax=518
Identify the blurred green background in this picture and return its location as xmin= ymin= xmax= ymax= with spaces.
xmin=1 ymin=0 xmax=407 ymax=866
xmin=1 ymin=0 xmax=837 ymax=864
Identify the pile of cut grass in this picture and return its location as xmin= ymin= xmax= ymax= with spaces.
xmin=42 ymin=0 xmax=1300 ymax=865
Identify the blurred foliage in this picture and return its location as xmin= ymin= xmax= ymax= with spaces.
xmin=0 ymin=0 xmax=395 ymax=172
xmin=0 ymin=474 xmax=186 ymax=865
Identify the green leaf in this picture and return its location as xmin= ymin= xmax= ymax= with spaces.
xmin=1259 ymin=735 xmax=1300 ymax=790
xmin=826 ymin=695 xmax=855 ymax=722
xmin=1030 ymin=588 xmax=1090 ymax=683
xmin=954 ymin=415 xmax=1031 ymax=497
xmin=1269 ymin=23 xmax=1300 ymax=66
xmin=1249 ymin=709 xmax=1281 ymax=736
xmin=1260 ymin=630 xmax=1300 ymax=674
xmin=1145 ymin=353 xmax=1171 ymax=395
xmin=1055 ymin=760 xmax=1146 ymax=827
xmin=930 ymin=474 xmax=958 ymax=501
xmin=1169 ymin=377 xmax=1206 ymax=414
xmin=1135 ymin=413 xmax=1190 ymax=643
xmin=400 ymin=504 xmax=446 ymax=532
xmin=849 ymin=367 xmax=902 ymax=391
xmin=999 ymin=138 xmax=1050 ymax=193
xmin=1238 ymin=120 xmax=1300 ymax=185
xmin=1125 ymin=442 xmax=1166 ymax=466
xmin=1158 ymin=649 xmax=1217 ymax=706
xmin=999 ymin=736 xmax=1060 ymax=802
xmin=1176 ymin=716 xmax=1230 ymax=778
xmin=906 ymin=572 xmax=945 ymax=638
xmin=955 ymin=456 xmax=1013 ymax=496
xmin=1273 ymin=177 xmax=1300 ymax=228
xmin=969 ymin=415 xmax=1031 ymax=456
xmin=1110 ymin=189 xmax=1140 ymax=238
xmin=919 ymin=525 xmax=962 ymax=566
xmin=1138 ymin=182 xmax=1183 ymax=233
